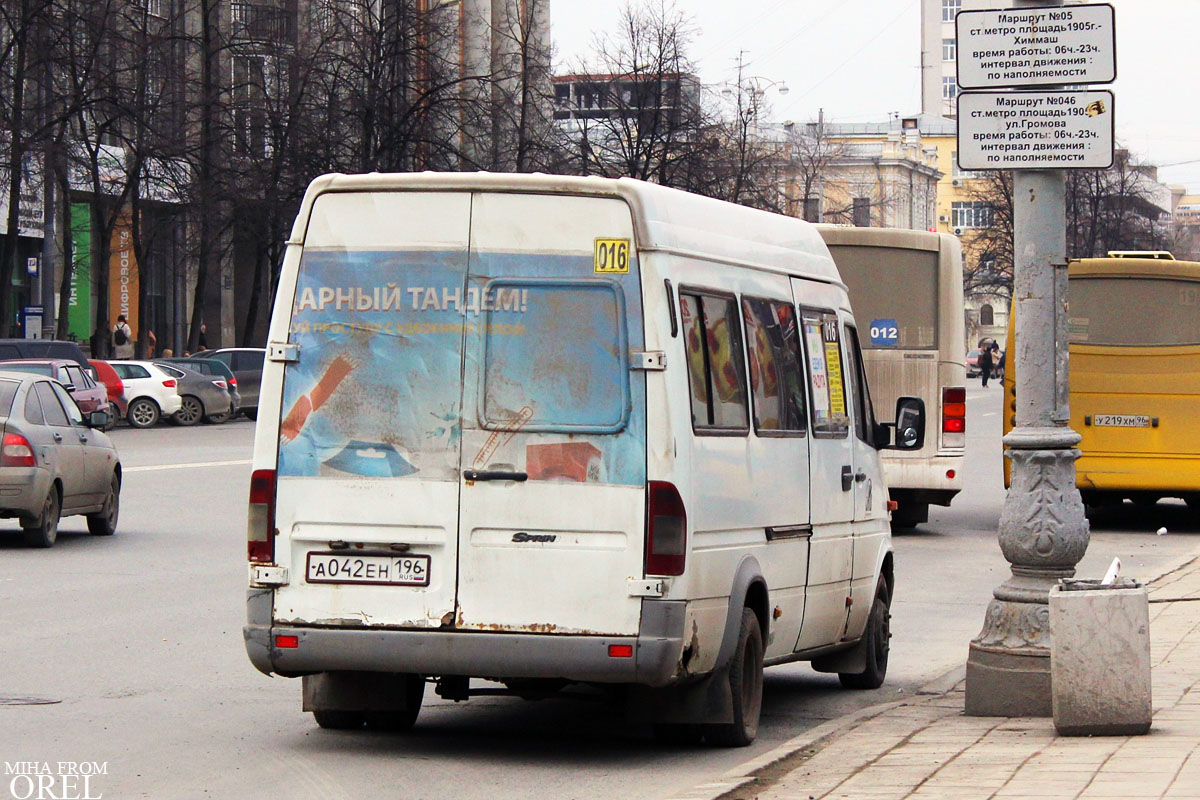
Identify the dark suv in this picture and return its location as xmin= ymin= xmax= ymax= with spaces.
xmin=199 ymin=348 xmax=264 ymax=420
xmin=0 ymin=339 xmax=88 ymax=368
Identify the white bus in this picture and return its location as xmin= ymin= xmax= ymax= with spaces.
xmin=243 ymin=173 xmax=927 ymax=745
xmin=817 ymin=227 xmax=965 ymax=528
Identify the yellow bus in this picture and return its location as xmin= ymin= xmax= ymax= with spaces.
xmin=819 ymin=227 xmax=966 ymax=527
xmin=1004 ymin=256 xmax=1200 ymax=511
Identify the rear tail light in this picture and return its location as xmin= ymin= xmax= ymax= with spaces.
xmin=942 ymin=386 xmax=966 ymax=447
xmin=1 ymin=432 xmax=36 ymax=467
xmin=248 ymin=469 xmax=276 ymax=563
xmin=212 ymin=380 xmax=228 ymax=390
xmin=162 ymin=379 xmax=177 ymax=388
xmin=646 ymin=481 xmax=686 ymax=576
xmin=229 ymin=377 xmax=238 ymax=388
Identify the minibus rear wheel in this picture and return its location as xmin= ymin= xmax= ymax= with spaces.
xmin=839 ymin=577 xmax=891 ymax=690
xmin=312 ymin=710 xmax=365 ymax=730
xmin=705 ymin=607 xmax=763 ymax=747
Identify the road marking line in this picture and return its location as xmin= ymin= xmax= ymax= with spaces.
xmin=983 ymin=412 xmax=997 ymax=417
xmin=125 ymin=459 xmax=252 ymax=473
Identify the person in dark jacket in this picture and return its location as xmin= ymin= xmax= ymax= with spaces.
xmin=979 ymin=343 xmax=995 ymax=387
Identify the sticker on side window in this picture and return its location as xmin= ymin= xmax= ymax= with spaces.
xmin=594 ymin=238 xmax=630 ymax=274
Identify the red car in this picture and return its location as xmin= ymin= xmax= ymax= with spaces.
xmin=0 ymin=358 xmax=112 ymax=417
xmin=88 ymin=359 xmax=128 ymax=419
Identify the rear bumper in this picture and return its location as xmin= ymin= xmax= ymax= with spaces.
xmin=0 ymin=466 xmax=50 ymax=518
xmin=1078 ymin=453 xmax=1200 ymax=493
xmin=244 ymin=590 xmax=686 ymax=687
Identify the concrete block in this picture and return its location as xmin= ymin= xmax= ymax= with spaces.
xmin=1050 ymin=579 xmax=1152 ymax=736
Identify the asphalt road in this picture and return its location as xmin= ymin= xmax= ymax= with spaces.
xmin=1 ymin=389 xmax=1196 ymax=800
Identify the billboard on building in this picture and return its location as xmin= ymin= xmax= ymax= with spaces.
xmin=109 ymin=208 xmax=139 ymax=336
xmin=0 ymin=150 xmax=45 ymax=238
xmin=69 ymin=203 xmax=92 ymax=342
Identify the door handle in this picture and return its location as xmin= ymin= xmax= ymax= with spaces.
xmin=855 ymin=470 xmax=868 ymax=483
xmin=841 ymin=465 xmax=853 ymax=491
xmin=52 ymin=432 xmax=63 ymax=443
xmin=463 ymin=469 xmax=528 ymax=482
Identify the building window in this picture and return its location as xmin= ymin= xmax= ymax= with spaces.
xmin=980 ymin=304 xmax=995 ymax=327
xmin=852 ymin=197 xmax=870 ymax=227
xmin=142 ymin=0 xmax=166 ymax=17
xmin=943 ymin=38 xmax=956 ymax=61
xmin=952 ymin=201 xmax=994 ymax=229
xmin=942 ymin=76 xmax=958 ymax=101
xmin=942 ymin=0 xmax=961 ymax=22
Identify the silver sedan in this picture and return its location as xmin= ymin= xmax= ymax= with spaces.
xmin=0 ymin=371 xmax=121 ymax=547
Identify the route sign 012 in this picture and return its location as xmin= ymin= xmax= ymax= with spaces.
xmin=957 ymin=90 xmax=1114 ymax=170
xmin=956 ymin=3 xmax=1115 ymax=90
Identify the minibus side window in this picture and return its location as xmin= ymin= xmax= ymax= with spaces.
xmin=741 ymin=297 xmax=807 ymax=435
xmin=679 ymin=291 xmax=749 ymax=433
xmin=844 ymin=326 xmax=877 ymax=445
xmin=801 ymin=310 xmax=850 ymax=438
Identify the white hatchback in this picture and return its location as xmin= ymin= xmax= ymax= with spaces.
xmin=107 ymin=360 xmax=184 ymax=428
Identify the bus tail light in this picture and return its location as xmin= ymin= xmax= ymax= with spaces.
xmin=248 ymin=469 xmax=276 ymax=563
xmin=646 ymin=481 xmax=686 ymax=576
xmin=942 ymin=387 xmax=966 ymax=447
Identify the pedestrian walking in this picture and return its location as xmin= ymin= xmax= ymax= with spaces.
xmin=112 ymin=314 xmax=134 ymax=359
xmin=979 ymin=343 xmax=995 ymax=388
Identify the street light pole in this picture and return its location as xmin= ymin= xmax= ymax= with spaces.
xmin=964 ymin=0 xmax=1090 ymax=717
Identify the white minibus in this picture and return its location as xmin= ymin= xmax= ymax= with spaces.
xmin=818 ymin=227 xmax=966 ymax=528
xmin=243 ymin=173 xmax=926 ymax=746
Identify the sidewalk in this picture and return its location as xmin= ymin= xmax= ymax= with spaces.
xmin=677 ymin=556 xmax=1200 ymax=800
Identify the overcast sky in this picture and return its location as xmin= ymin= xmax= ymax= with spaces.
xmin=551 ymin=0 xmax=1200 ymax=193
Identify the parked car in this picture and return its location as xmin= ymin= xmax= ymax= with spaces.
xmin=201 ymin=348 xmax=264 ymax=419
xmin=153 ymin=361 xmax=233 ymax=426
xmin=966 ymin=348 xmax=982 ymax=378
xmin=0 ymin=359 xmax=111 ymax=418
xmin=106 ymin=361 xmax=184 ymax=428
xmin=0 ymin=371 xmax=120 ymax=547
xmin=0 ymin=338 xmax=88 ymax=368
xmin=87 ymin=359 xmax=128 ymax=420
xmin=160 ymin=357 xmax=241 ymax=421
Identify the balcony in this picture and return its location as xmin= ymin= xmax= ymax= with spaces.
xmin=230 ymin=2 xmax=294 ymax=45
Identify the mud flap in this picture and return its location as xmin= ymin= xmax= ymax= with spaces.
xmin=626 ymin=666 xmax=734 ymax=725
xmin=810 ymin=639 xmax=866 ymax=675
xmin=303 ymin=671 xmax=421 ymax=712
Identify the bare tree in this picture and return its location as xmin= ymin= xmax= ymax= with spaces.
xmin=784 ymin=114 xmax=847 ymax=221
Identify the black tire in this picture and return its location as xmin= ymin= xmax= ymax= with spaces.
xmin=22 ymin=486 xmax=61 ymax=548
xmin=363 ymin=675 xmax=426 ymax=732
xmin=839 ymin=578 xmax=892 ymax=690
xmin=87 ymin=474 xmax=120 ymax=536
xmin=312 ymin=710 xmax=366 ymax=730
xmin=203 ymin=410 xmax=231 ymax=424
xmin=172 ymin=395 xmax=203 ymax=426
xmin=127 ymin=398 xmax=160 ymax=429
xmin=705 ymin=608 xmax=764 ymax=747
xmin=243 ymin=408 xmax=258 ymax=421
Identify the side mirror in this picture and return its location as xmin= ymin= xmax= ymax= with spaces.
xmin=892 ymin=396 xmax=926 ymax=450
xmin=88 ymin=410 xmax=111 ymax=429
xmin=875 ymin=397 xmax=926 ymax=450
xmin=64 ymin=384 xmax=76 ymax=393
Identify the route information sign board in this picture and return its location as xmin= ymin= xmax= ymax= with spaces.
xmin=957 ymin=90 xmax=1114 ymax=170
xmin=956 ymin=3 xmax=1115 ymax=89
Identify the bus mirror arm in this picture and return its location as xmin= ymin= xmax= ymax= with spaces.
xmin=876 ymin=397 xmax=926 ymax=451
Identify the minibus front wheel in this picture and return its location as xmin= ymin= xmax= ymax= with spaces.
xmin=839 ymin=577 xmax=891 ymax=690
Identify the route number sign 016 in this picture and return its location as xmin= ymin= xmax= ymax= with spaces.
xmin=956 ymin=3 xmax=1115 ymax=90
xmin=957 ymin=90 xmax=1114 ymax=171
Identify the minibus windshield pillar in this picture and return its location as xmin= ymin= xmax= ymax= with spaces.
xmin=965 ymin=0 xmax=1091 ymax=717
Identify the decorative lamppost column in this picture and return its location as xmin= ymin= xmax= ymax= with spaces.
xmin=964 ymin=0 xmax=1090 ymax=717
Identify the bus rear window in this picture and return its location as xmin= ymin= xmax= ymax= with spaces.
xmin=827 ymin=245 xmax=938 ymax=349
xmin=482 ymin=280 xmax=629 ymax=433
xmin=1069 ymin=277 xmax=1200 ymax=346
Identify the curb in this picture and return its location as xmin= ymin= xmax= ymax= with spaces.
xmin=661 ymin=664 xmax=967 ymax=800
xmin=664 ymin=547 xmax=1200 ymax=800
